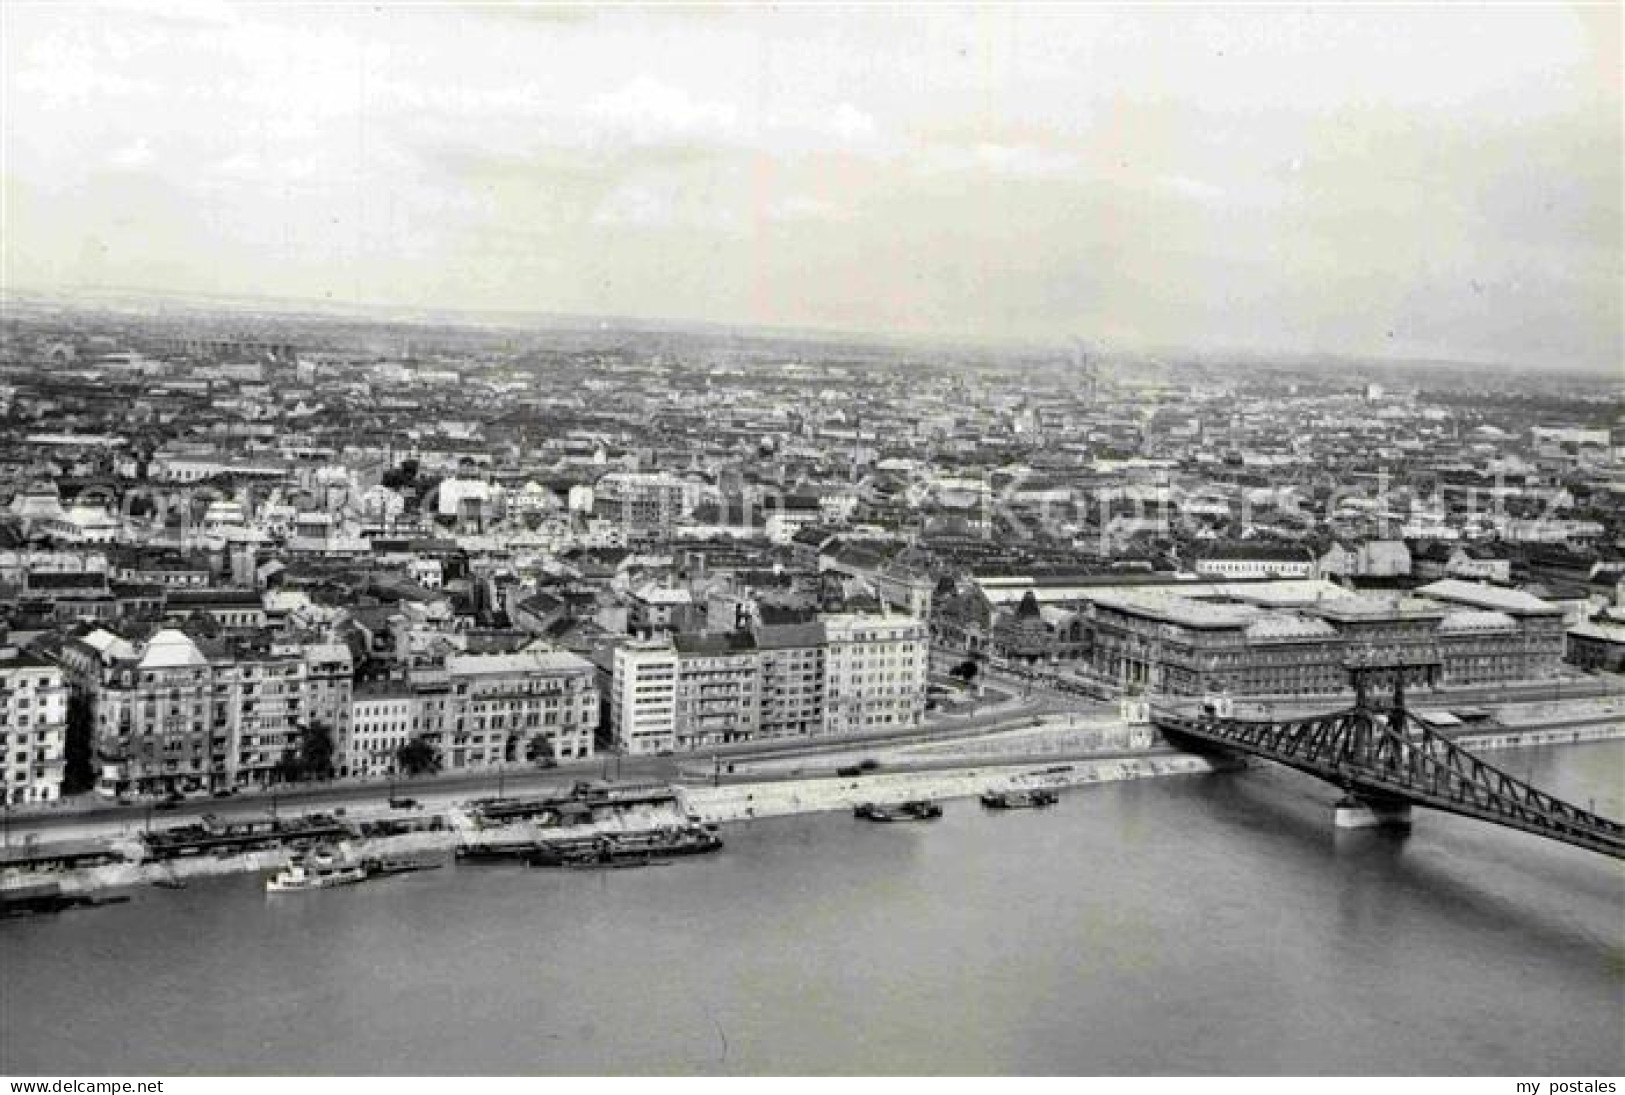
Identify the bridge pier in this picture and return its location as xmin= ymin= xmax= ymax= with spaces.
xmin=1333 ymin=795 xmax=1413 ymax=831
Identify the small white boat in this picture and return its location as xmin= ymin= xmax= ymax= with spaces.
xmin=266 ymin=847 xmax=369 ymax=893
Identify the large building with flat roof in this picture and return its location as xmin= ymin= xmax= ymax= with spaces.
xmin=1079 ymin=580 xmax=1565 ymax=698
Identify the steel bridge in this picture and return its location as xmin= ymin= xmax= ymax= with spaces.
xmin=1153 ymin=657 xmax=1625 ymax=860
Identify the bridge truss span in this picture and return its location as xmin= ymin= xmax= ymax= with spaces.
xmin=1153 ymin=703 xmax=1625 ymax=860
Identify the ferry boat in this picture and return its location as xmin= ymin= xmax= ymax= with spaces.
xmin=266 ymin=848 xmax=369 ymax=893
xmin=980 ymin=789 xmax=1060 ymax=810
xmin=854 ymin=800 xmax=943 ymax=822
xmin=523 ymin=825 xmax=723 ymax=868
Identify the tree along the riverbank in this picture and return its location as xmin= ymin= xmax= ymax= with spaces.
xmin=396 ymin=734 xmax=443 ymax=777
xmin=63 ymin=692 xmax=97 ymax=794
xmin=275 ymin=721 xmax=336 ymax=783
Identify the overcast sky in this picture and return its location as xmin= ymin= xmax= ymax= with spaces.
xmin=3 ymin=3 xmax=1619 ymax=369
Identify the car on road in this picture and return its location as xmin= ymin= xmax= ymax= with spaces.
xmin=388 ymin=797 xmax=420 ymax=810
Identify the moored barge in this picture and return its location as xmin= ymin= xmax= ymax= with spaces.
xmin=980 ymin=789 xmax=1060 ymax=810
xmin=523 ymin=825 xmax=722 ymax=868
xmin=854 ymin=800 xmax=943 ymax=822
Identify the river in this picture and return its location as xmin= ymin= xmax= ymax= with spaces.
xmin=3 ymin=742 xmax=1621 ymax=1075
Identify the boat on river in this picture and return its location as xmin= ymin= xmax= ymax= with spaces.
xmin=266 ymin=847 xmax=369 ymax=893
xmin=523 ymin=825 xmax=722 ymax=868
xmin=360 ymin=856 xmax=444 ymax=878
xmin=854 ymin=800 xmax=943 ymax=822
xmin=454 ymin=841 xmax=538 ymax=863
xmin=980 ymin=789 xmax=1059 ymax=810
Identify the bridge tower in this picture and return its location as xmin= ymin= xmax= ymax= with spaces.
xmin=1334 ymin=651 xmax=1442 ymax=831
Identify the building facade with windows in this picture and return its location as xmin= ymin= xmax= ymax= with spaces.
xmin=671 ymin=632 xmax=762 ymax=750
xmin=610 ymin=614 xmax=924 ymax=750
xmin=755 ymin=622 xmax=827 ymax=740
xmin=610 ymin=640 xmax=678 ymax=755
xmin=1081 ymin=582 xmax=1566 ymax=698
xmin=58 ymin=628 xmax=355 ymax=796
xmin=822 ymin=614 xmax=929 ymax=735
xmin=60 ymin=628 xmax=229 ymax=798
xmin=347 ymin=686 xmax=416 ymax=778
xmin=0 ymin=645 xmax=67 ymax=805
xmin=444 ymin=649 xmax=599 ymax=768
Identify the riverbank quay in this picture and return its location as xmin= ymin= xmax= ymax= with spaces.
xmin=8 ymin=689 xmax=1621 ymax=849
xmin=4 ymin=696 xmax=1620 ymax=903
xmin=1 ymin=748 xmax=1223 ymax=900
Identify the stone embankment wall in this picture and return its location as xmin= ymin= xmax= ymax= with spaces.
xmin=720 ymin=714 xmax=1157 ymax=777
xmin=685 ymin=754 xmax=1221 ymax=824
xmin=896 ymin=717 xmax=1157 ymax=761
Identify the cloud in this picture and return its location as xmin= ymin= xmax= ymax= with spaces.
xmin=591 ymin=183 xmax=674 ymax=228
xmin=2 ymin=4 xmax=1615 ymax=369
xmin=591 ymin=177 xmax=741 ymax=233
xmin=767 ymin=195 xmax=844 ymax=223
xmin=827 ymin=102 xmax=878 ymax=144
xmin=971 ymin=143 xmax=1081 ymax=179
xmin=586 ymin=76 xmax=740 ymax=148
xmin=108 ymin=138 xmax=156 ymax=170
xmin=916 ymin=141 xmax=1084 ymax=180
xmin=1158 ymin=174 xmax=1226 ymax=204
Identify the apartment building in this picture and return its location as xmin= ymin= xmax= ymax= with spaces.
xmin=59 ymin=628 xmax=354 ymax=796
xmin=755 ymin=622 xmax=826 ymax=739
xmin=671 ymin=632 xmax=761 ymax=750
xmin=594 ymin=472 xmax=690 ymax=537
xmin=611 ymin=640 xmax=678 ymax=756
xmin=0 ymin=644 xmax=67 ymax=805
xmin=611 ymin=614 xmax=925 ymax=751
xmin=820 ymin=614 xmax=929 ymax=735
xmin=347 ymin=685 xmax=416 ymax=778
xmin=60 ymin=628 xmax=229 ymax=798
xmin=228 ymin=641 xmax=354 ymax=788
xmin=444 ymin=648 xmax=599 ymax=768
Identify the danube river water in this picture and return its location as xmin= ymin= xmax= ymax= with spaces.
xmin=3 ymin=742 xmax=1622 ymax=1075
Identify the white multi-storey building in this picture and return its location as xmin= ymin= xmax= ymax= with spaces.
xmin=610 ymin=641 xmax=678 ymax=755
xmin=346 ymin=687 xmax=416 ymax=778
xmin=822 ymin=614 xmax=929 ymax=735
xmin=594 ymin=472 xmax=691 ymax=537
xmin=611 ymin=615 xmax=928 ymax=751
xmin=0 ymin=645 xmax=67 ymax=804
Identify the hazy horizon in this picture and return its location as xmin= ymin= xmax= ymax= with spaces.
xmin=3 ymin=4 xmax=1620 ymax=372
